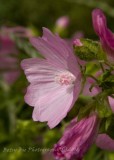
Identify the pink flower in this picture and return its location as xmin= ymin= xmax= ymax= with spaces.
xmin=92 ymin=9 xmax=114 ymax=62
xmin=56 ymin=16 xmax=70 ymax=29
xmin=0 ymin=32 xmax=19 ymax=84
xmin=0 ymin=26 xmax=33 ymax=84
xmin=53 ymin=114 xmax=99 ymax=160
xmin=21 ymin=28 xmax=82 ymax=128
xmin=1 ymin=26 xmax=33 ymax=38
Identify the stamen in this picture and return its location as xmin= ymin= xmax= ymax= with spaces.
xmin=55 ymin=71 xmax=76 ymax=85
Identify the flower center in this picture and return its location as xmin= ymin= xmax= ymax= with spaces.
xmin=55 ymin=71 xmax=76 ymax=85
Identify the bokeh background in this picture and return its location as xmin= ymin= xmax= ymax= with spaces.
xmin=0 ymin=0 xmax=114 ymax=159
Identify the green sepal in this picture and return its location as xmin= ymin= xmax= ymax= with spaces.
xmin=99 ymin=70 xmax=114 ymax=91
xmin=94 ymin=94 xmax=112 ymax=118
xmin=74 ymin=39 xmax=106 ymax=61
xmin=99 ymin=115 xmax=114 ymax=140
xmin=99 ymin=118 xmax=107 ymax=134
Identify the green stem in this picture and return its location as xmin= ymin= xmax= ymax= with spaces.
xmin=8 ymin=101 xmax=16 ymax=134
xmin=80 ymin=76 xmax=86 ymax=94
xmin=99 ymin=62 xmax=105 ymax=72
xmin=85 ymin=74 xmax=99 ymax=83
xmin=106 ymin=96 xmax=113 ymax=112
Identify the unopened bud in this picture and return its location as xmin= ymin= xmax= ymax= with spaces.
xmin=73 ymin=39 xmax=106 ymax=61
xmin=56 ymin=16 xmax=69 ymax=29
xmin=73 ymin=39 xmax=83 ymax=47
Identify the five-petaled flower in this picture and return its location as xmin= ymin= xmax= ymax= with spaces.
xmin=21 ymin=28 xmax=82 ymax=128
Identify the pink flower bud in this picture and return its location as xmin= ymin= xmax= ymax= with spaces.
xmin=56 ymin=16 xmax=70 ymax=29
xmin=92 ymin=8 xmax=114 ymax=63
xmin=73 ymin=39 xmax=83 ymax=47
xmin=53 ymin=114 xmax=99 ymax=160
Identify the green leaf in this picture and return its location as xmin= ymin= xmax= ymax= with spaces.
xmin=95 ymin=97 xmax=112 ymax=118
xmin=99 ymin=118 xmax=107 ymax=134
xmin=78 ymin=99 xmax=95 ymax=121
xmin=106 ymin=115 xmax=114 ymax=139
xmin=99 ymin=70 xmax=114 ymax=91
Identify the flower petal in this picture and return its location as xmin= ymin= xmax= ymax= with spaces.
xmin=30 ymin=28 xmax=79 ymax=70
xmin=108 ymin=96 xmax=114 ymax=112
xmin=21 ymin=57 xmax=81 ymax=128
xmin=21 ymin=58 xmax=61 ymax=83
xmin=42 ymin=27 xmax=73 ymax=58
xmin=30 ymin=37 xmax=68 ymax=68
xmin=67 ymin=54 xmax=80 ymax=77
xmin=83 ymin=78 xmax=100 ymax=96
xmin=92 ymin=9 xmax=107 ymax=37
xmin=96 ymin=134 xmax=114 ymax=151
xmin=31 ymin=83 xmax=75 ymax=128
xmin=3 ymin=71 xmax=20 ymax=85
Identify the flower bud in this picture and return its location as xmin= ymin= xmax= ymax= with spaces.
xmin=73 ymin=39 xmax=105 ymax=61
xmin=56 ymin=16 xmax=69 ymax=29
xmin=53 ymin=114 xmax=99 ymax=160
